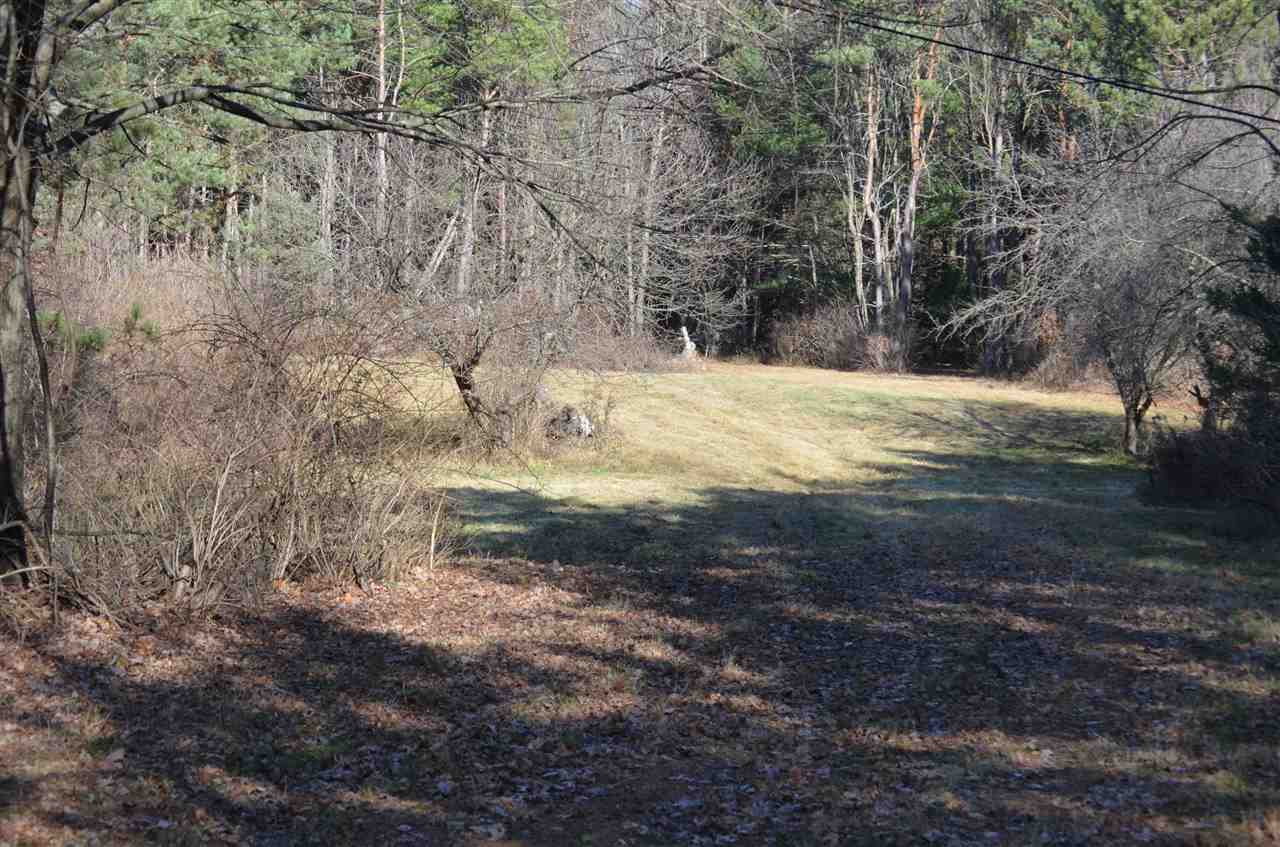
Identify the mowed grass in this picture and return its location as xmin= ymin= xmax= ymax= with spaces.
xmin=451 ymin=363 xmax=1263 ymax=580
xmin=4 ymin=362 xmax=1279 ymax=846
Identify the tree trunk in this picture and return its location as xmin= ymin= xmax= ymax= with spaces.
xmin=446 ymin=354 xmax=510 ymax=450
xmin=0 ymin=0 xmax=55 ymax=579
xmin=222 ymin=186 xmax=238 ymax=271
xmin=456 ymin=110 xmax=492 ymax=297
xmin=318 ymin=77 xmax=337 ymax=288
xmin=320 ymin=136 xmax=336 ymax=283
xmin=896 ymin=169 xmax=920 ymax=328
xmin=1123 ymin=393 xmax=1153 ymax=456
xmin=863 ymin=74 xmax=883 ymax=329
xmin=871 ymin=213 xmax=887 ymax=328
xmin=497 ymin=180 xmax=508 ymax=286
xmin=373 ymin=0 xmax=388 ymax=261
xmin=637 ymin=119 xmax=665 ymax=335
xmin=844 ymin=151 xmax=868 ymax=329
xmin=620 ymin=116 xmax=638 ymax=335
xmin=0 ymin=150 xmax=34 ymax=580
xmin=1123 ymin=406 xmax=1140 ymax=457
xmin=964 ymin=230 xmax=980 ymax=296
xmin=896 ymin=34 xmax=938 ymax=338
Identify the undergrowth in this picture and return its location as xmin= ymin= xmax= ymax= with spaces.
xmin=12 ymin=241 xmax=456 ymax=618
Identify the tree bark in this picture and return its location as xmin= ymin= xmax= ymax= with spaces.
xmin=319 ymin=132 xmax=336 ymax=287
xmin=1122 ymin=392 xmax=1153 ymax=456
xmin=863 ymin=73 xmax=886 ymax=329
xmin=0 ymin=0 xmax=53 ymax=578
xmin=373 ymin=0 xmax=388 ymax=244
xmin=845 ymin=153 xmax=867 ymax=328
xmin=896 ymin=169 xmax=919 ymax=327
xmin=636 ymin=119 xmax=665 ymax=334
xmin=456 ymin=109 xmax=492 ymax=297
xmin=897 ymin=36 xmax=939 ymax=334
xmin=0 ymin=151 xmax=34 ymax=580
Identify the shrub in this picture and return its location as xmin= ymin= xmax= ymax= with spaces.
xmin=1150 ymin=208 xmax=1280 ymax=515
xmin=1148 ymin=428 xmax=1277 ymax=513
xmin=770 ymin=301 xmax=911 ymax=372
xmin=23 ymin=243 xmax=454 ymax=616
xmin=570 ymin=307 xmax=674 ymax=374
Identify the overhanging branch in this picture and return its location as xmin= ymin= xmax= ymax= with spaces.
xmin=57 ymin=0 xmax=131 ymax=33
xmin=44 ymin=44 xmax=728 ymax=161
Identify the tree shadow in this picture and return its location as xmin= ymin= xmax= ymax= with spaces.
xmin=10 ymin=445 xmax=1280 ymax=845
xmin=907 ymin=406 xmax=1119 ymax=453
xmin=815 ymin=395 xmax=1123 ymax=456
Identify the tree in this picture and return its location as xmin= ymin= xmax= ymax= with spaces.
xmin=1201 ymin=209 xmax=1280 ymax=446
xmin=711 ymin=1 xmax=955 ymax=364
xmin=946 ymin=103 xmax=1273 ymax=454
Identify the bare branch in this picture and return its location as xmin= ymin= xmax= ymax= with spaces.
xmin=56 ymin=0 xmax=131 ymax=33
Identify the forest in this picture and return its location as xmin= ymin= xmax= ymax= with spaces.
xmin=2 ymin=1 xmax=1280 ymax=845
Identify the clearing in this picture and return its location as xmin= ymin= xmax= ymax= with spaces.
xmin=3 ymin=363 xmax=1279 ymax=846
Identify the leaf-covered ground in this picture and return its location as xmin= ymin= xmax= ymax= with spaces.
xmin=3 ymin=363 xmax=1279 ymax=845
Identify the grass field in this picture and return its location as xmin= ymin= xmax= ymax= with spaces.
xmin=4 ymin=363 xmax=1279 ymax=846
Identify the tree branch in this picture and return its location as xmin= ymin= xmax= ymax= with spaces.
xmin=56 ymin=0 xmax=131 ymax=34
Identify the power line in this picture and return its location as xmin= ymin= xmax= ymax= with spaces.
xmin=845 ymin=12 xmax=1280 ymax=126
xmin=771 ymin=2 xmax=1280 ymax=127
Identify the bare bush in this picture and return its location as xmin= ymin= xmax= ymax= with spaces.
xmin=1027 ymin=330 xmax=1099 ymax=391
xmin=771 ymin=301 xmax=912 ymax=372
xmin=26 ymin=244 xmax=452 ymax=616
xmin=570 ymin=308 xmax=674 ymax=374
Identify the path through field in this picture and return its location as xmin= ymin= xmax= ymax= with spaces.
xmin=4 ymin=364 xmax=1278 ymax=846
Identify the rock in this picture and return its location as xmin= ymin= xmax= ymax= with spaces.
xmin=545 ymin=405 xmax=593 ymax=439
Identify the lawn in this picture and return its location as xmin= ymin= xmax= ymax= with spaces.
xmin=3 ymin=363 xmax=1278 ymax=846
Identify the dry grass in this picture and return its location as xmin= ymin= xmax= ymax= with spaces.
xmin=4 ymin=362 xmax=1279 ymax=846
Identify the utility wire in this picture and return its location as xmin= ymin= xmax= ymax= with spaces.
xmin=788 ymin=4 xmax=1280 ymax=127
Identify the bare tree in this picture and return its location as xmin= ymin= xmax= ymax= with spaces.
xmin=947 ymin=104 xmax=1277 ymax=454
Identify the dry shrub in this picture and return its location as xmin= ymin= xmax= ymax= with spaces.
xmin=1147 ymin=428 xmax=1279 ymax=518
xmin=1026 ymin=310 xmax=1196 ymax=398
xmin=1027 ymin=333 xmax=1092 ymax=389
xmin=418 ymin=292 xmax=564 ymax=452
xmin=857 ymin=331 xmax=913 ymax=373
xmin=28 ymin=247 xmax=453 ymax=616
xmin=1024 ymin=311 xmax=1118 ymax=391
xmin=36 ymin=234 xmax=210 ymax=327
xmin=416 ymin=297 xmax=651 ymax=455
xmin=570 ymin=308 xmax=673 ymax=374
xmin=771 ymin=301 xmax=912 ymax=372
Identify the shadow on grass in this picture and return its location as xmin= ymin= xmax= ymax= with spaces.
xmin=10 ymin=443 xmax=1280 ymax=845
xmin=818 ymin=395 xmax=1124 ymax=456
xmin=907 ymin=405 xmax=1120 ymax=453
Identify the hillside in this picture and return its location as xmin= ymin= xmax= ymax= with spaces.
xmin=4 ymin=364 xmax=1279 ymax=846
